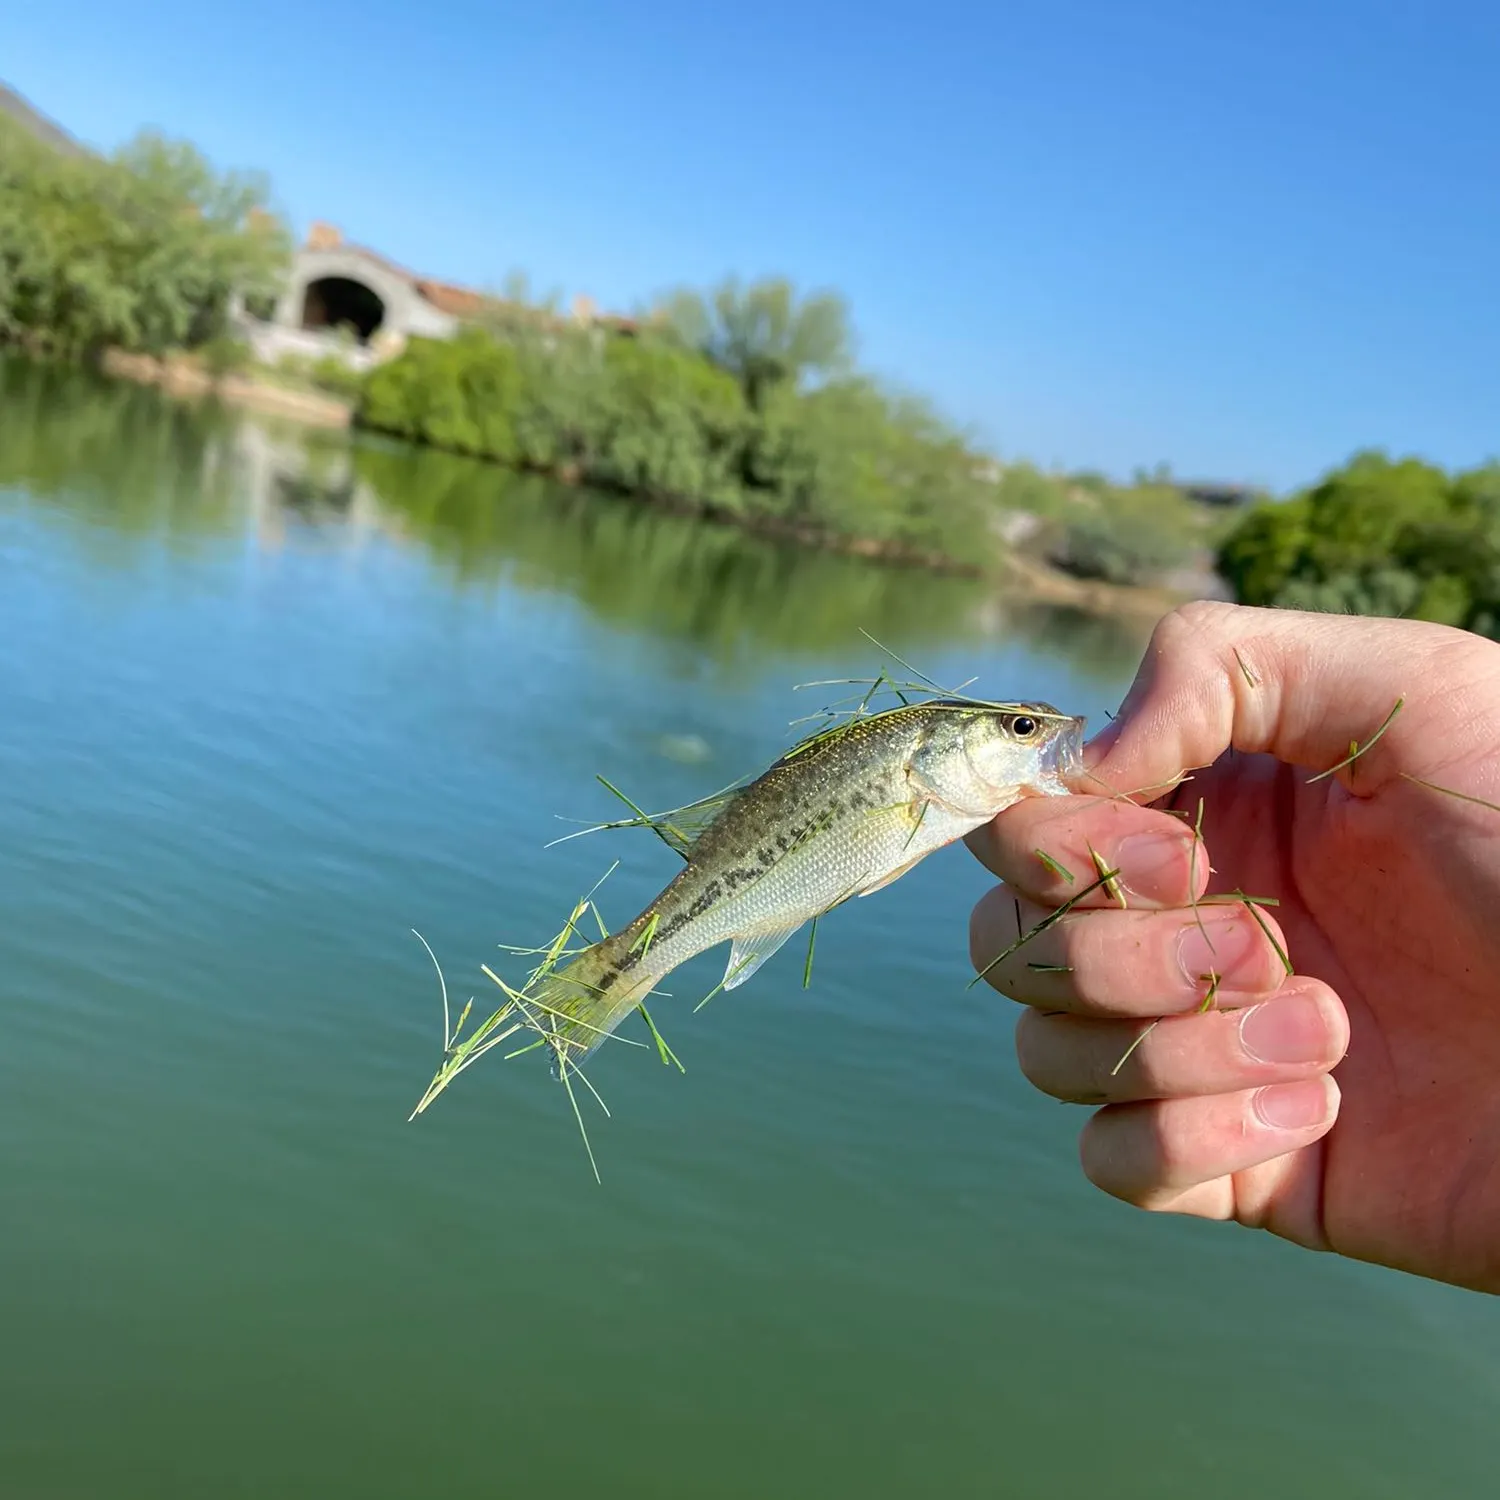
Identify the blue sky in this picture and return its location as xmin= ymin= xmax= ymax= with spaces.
xmin=3 ymin=0 xmax=1497 ymax=491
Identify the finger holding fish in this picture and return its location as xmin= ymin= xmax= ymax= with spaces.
xmin=1013 ymin=976 xmax=1349 ymax=1105
xmin=1078 ymin=1078 xmax=1341 ymax=1219
xmin=968 ymin=886 xmax=1291 ymax=1017
xmin=964 ymin=794 xmax=1211 ymax=910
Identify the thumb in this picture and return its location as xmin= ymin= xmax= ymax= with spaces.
xmin=1082 ymin=601 xmax=1500 ymax=801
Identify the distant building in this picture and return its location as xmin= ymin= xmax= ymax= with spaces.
xmin=1 ymin=79 xmax=638 ymax=372
xmin=1177 ymin=481 xmax=1259 ymax=508
xmin=237 ymin=221 xmax=635 ymax=371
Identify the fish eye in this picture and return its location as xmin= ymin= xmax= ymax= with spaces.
xmin=1010 ymin=715 xmax=1037 ymax=738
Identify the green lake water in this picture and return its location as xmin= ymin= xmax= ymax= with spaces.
xmin=1 ymin=357 xmax=1496 ymax=1498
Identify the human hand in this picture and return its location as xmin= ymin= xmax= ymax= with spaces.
xmin=967 ymin=601 xmax=1500 ymax=1293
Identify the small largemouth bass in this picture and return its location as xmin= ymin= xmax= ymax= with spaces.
xmin=525 ymin=698 xmax=1086 ymax=1073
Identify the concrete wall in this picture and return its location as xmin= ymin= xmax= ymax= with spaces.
xmin=237 ymin=319 xmax=387 ymax=372
xmin=271 ymin=247 xmax=458 ymax=343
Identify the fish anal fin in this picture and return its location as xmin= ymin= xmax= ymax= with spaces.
xmin=723 ymin=921 xmax=804 ymax=990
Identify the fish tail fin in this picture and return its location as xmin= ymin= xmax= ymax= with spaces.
xmin=408 ymin=927 xmax=657 ymax=1119
xmin=518 ymin=934 xmax=657 ymax=1077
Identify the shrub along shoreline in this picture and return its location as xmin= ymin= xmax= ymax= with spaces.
xmin=351 ymin=302 xmax=1227 ymax=589
xmin=0 ymin=103 xmax=1230 ymax=596
xmin=354 ymin=322 xmax=991 ymax=575
xmin=1217 ymin=449 xmax=1500 ymax=637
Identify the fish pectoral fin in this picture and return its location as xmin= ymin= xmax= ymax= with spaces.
xmin=856 ymin=849 xmax=928 ymax=897
xmin=722 ymin=921 xmax=804 ymax=990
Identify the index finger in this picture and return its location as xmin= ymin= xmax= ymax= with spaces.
xmin=965 ymin=793 xmax=1208 ymax=910
xmin=1082 ymin=600 xmax=1500 ymax=801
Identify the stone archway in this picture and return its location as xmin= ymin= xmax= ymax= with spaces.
xmin=300 ymin=276 xmax=385 ymax=344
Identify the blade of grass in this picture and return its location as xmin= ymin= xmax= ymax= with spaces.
xmin=638 ymin=1004 xmax=686 ymax=1072
xmin=631 ymin=910 xmax=661 ymax=958
xmin=1110 ymin=1020 xmax=1159 ymax=1077
xmin=856 ymin=629 xmax=947 ymax=693
xmin=1088 ymin=840 xmax=1126 ymax=909
xmin=1185 ymin=797 xmax=1215 ymax=957
xmin=969 ymin=867 xmax=1123 ymax=989
xmin=1110 ymin=971 xmax=1217 ymax=1079
xmin=1238 ymin=893 xmax=1292 ymax=976
xmin=1400 ymin=774 xmax=1500 ymax=816
xmin=557 ymin=1063 xmax=601 ymax=1184
xmin=1308 ymin=698 xmax=1404 ymax=784
xmin=1195 ymin=970 xmax=1222 ymax=1014
xmin=694 ymin=953 xmax=758 ymax=1013
xmin=903 ymin=797 xmax=932 ymax=852
xmin=410 ymin=928 xmax=451 ymax=1048
xmin=568 ymin=1062 xmax=612 ymax=1119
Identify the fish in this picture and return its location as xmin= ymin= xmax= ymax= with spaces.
xmin=511 ymin=696 xmax=1087 ymax=1076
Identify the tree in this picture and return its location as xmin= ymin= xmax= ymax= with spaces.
xmin=1216 ymin=450 xmax=1500 ymax=638
xmin=654 ymin=275 xmax=852 ymax=409
xmin=0 ymin=114 xmax=289 ymax=358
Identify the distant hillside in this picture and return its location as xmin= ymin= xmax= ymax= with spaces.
xmin=0 ymin=82 xmax=86 ymax=155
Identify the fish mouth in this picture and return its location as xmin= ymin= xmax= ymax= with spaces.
xmin=1045 ymin=715 xmax=1089 ymax=789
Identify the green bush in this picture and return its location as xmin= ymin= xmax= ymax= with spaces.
xmin=985 ymin=464 xmax=1213 ymax=587
xmin=355 ymin=318 xmax=1002 ymax=565
xmin=0 ymin=113 xmax=289 ymax=359
xmin=750 ymin=378 xmax=994 ymax=555
xmin=988 ymin=461 xmax=1074 ymax=519
xmin=1048 ymin=485 xmax=1198 ymax=585
xmin=306 ymin=354 xmax=366 ymax=399
xmin=360 ymin=329 xmax=525 ymax=462
xmin=588 ymin=335 xmax=748 ymax=508
xmin=1216 ymin=450 xmax=1500 ymax=638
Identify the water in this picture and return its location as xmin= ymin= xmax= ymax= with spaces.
xmin=1 ymin=358 xmax=1494 ymax=1497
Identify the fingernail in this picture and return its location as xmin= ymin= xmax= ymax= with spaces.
xmin=1254 ymin=1077 xmax=1337 ymax=1131
xmin=1177 ymin=916 xmax=1269 ymax=992
xmin=1239 ymin=992 xmax=1335 ymax=1065
xmin=1115 ymin=832 xmax=1189 ymax=899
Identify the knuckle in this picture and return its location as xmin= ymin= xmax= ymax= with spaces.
xmin=1013 ymin=1013 xmax=1071 ymax=1095
xmin=1012 ymin=1013 xmax=1045 ymax=1084
xmin=1080 ymin=1099 xmax=1185 ymax=1203
xmin=1153 ymin=599 xmax=1236 ymax=654
xmin=1078 ymin=1110 xmax=1140 ymax=1201
xmin=1015 ymin=1015 xmax=1111 ymax=1104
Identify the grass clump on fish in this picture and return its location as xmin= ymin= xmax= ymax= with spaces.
xmin=408 ymin=660 xmax=1090 ymax=1159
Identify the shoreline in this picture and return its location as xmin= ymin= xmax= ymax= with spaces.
xmin=99 ymin=348 xmax=354 ymax=429
xmin=96 ymin=346 xmax=1195 ymax=619
xmin=996 ymin=550 xmax=1198 ymax=619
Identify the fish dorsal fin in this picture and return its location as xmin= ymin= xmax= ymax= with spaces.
xmin=722 ymin=921 xmax=804 ymax=990
xmin=647 ymin=787 xmax=742 ymax=859
xmin=591 ymin=777 xmax=744 ymax=861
